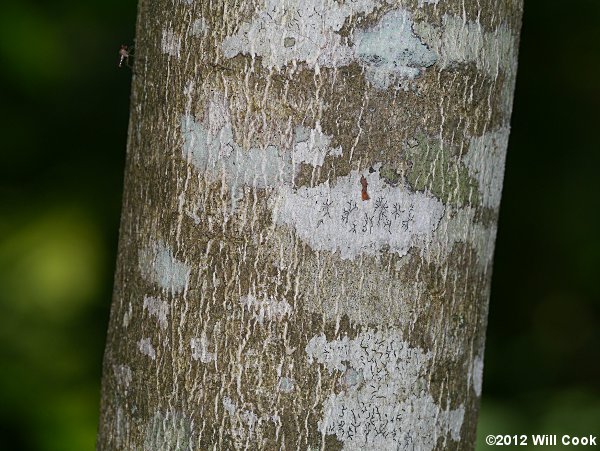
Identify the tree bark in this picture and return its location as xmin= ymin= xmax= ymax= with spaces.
xmin=98 ymin=0 xmax=522 ymax=449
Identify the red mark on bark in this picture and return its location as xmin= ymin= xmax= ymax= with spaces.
xmin=360 ymin=176 xmax=370 ymax=201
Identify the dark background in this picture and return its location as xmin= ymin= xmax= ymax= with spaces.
xmin=0 ymin=1 xmax=598 ymax=449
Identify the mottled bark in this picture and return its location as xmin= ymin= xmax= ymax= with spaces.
xmin=98 ymin=0 xmax=522 ymax=449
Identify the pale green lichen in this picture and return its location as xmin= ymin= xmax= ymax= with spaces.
xmin=403 ymin=134 xmax=480 ymax=207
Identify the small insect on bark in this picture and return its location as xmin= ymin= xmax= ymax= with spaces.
xmin=118 ymin=44 xmax=133 ymax=68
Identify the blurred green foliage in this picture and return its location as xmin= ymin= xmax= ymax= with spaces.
xmin=0 ymin=0 xmax=135 ymax=449
xmin=0 ymin=0 xmax=597 ymax=450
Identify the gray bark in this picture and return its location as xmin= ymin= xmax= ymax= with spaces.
xmin=98 ymin=0 xmax=522 ymax=449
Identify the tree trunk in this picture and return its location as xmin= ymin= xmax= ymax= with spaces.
xmin=98 ymin=0 xmax=522 ymax=449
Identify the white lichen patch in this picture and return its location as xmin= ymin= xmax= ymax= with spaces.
xmin=418 ymin=0 xmax=441 ymax=6
xmin=292 ymin=123 xmax=342 ymax=167
xmin=306 ymin=330 xmax=428 ymax=382
xmin=138 ymin=241 xmax=191 ymax=295
xmin=122 ymin=301 xmax=132 ymax=328
xmin=353 ymin=9 xmax=437 ymax=89
xmin=144 ymin=410 xmax=195 ymax=450
xmin=414 ymin=15 xmax=516 ymax=78
xmin=178 ymin=90 xmax=359 ymax=225
xmin=138 ymin=338 xmax=156 ymax=360
xmin=221 ymin=395 xmax=279 ymax=448
xmin=181 ymin=95 xmax=343 ymax=209
xmin=240 ymin=293 xmax=293 ymax=324
xmin=470 ymin=354 xmax=484 ymax=397
xmin=161 ymin=28 xmax=182 ymax=58
xmin=223 ymin=396 xmax=237 ymax=416
xmin=278 ymin=377 xmax=295 ymax=393
xmin=221 ymin=2 xmax=437 ymax=89
xmin=430 ymin=203 xmax=497 ymax=270
xmin=191 ymin=18 xmax=208 ymax=37
xmin=143 ymin=295 xmax=169 ymax=330
xmin=271 ymin=167 xmax=445 ymax=260
xmin=190 ymin=333 xmax=216 ymax=363
xmin=112 ymin=364 xmax=133 ymax=390
xmin=221 ymin=0 xmax=380 ymax=69
xmin=340 ymin=367 xmax=364 ymax=389
xmin=181 ymin=112 xmax=293 ymax=210
xmin=462 ymin=128 xmax=510 ymax=209
xmin=306 ymin=330 xmax=464 ymax=450
xmin=415 ymin=16 xmax=519 ymax=119
xmin=113 ymin=405 xmax=129 ymax=447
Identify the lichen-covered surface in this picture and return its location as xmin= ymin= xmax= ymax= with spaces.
xmin=97 ymin=0 xmax=522 ymax=449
